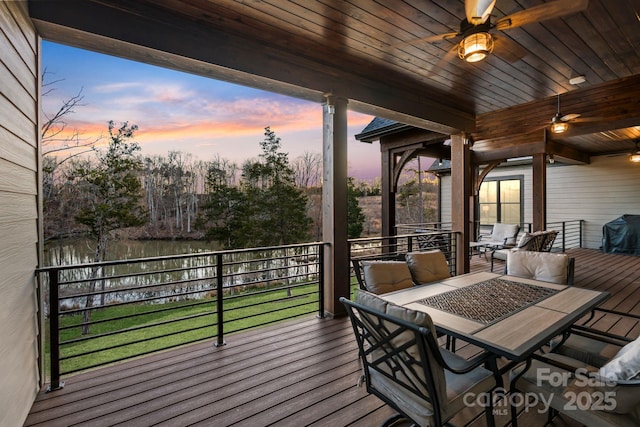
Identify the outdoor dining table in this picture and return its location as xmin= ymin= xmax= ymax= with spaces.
xmin=378 ymin=271 xmax=609 ymax=363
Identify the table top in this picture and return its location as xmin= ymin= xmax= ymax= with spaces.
xmin=379 ymin=272 xmax=609 ymax=361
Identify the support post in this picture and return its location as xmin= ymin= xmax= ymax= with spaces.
xmin=322 ymin=95 xmax=349 ymax=317
xmin=532 ymin=153 xmax=547 ymax=232
xmin=451 ymin=134 xmax=472 ymax=274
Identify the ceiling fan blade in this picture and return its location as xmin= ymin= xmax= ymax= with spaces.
xmin=561 ymin=113 xmax=581 ymax=122
xmin=492 ymin=35 xmax=527 ymax=62
xmin=571 ymin=116 xmax=605 ymax=123
xmin=495 ymin=0 xmax=589 ymax=31
xmin=393 ymin=32 xmax=458 ymax=48
xmin=465 ymin=0 xmax=497 ymax=25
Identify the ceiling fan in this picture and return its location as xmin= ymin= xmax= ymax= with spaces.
xmin=400 ymin=0 xmax=589 ymax=63
xmin=548 ymin=92 xmax=605 ymax=134
xmin=550 ymin=94 xmax=581 ymax=134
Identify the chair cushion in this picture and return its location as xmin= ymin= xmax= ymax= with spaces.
xmin=356 ymin=291 xmax=446 ymax=406
xmin=600 ymin=336 xmax=640 ymax=381
xmin=405 ymin=250 xmax=450 ymax=285
xmin=551 ymin=334 xmax=621 ymax=368
xmin=491 ymin=223 xmax=520 ymax=246
xmin=356 ymin=290 xmax=439 ymax=358
xmin=492 ymin=248 xmax=510 ymax=261
xmin=361 ymin=260 xmax=413 ymax=294
xmin=507 ymin=250 xmax=569 ymax=284
xmin=514 ymin=353 xmax=640 ymax=424
xmin=517 ymin=232 xmax=535 ymax=248
xmin=356 ymin=290 xmax=493 ymax=423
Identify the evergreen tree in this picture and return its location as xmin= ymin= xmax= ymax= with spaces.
xmin=73 ymin=121 xmax=147 ymax=333
xmin=199 ymin=160 xmax=245 ymax=248
xmin=200 ymin=127 xmax=311 ymax=248
xmin=239 ymin=127 xmax=310 ymax=247
xmin=347 ymin=177 xmax=366 ymax=238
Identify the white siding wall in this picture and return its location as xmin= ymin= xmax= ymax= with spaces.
xmin=439 ymin=156 xmax=640 ymax=250
xmin=0 ymin=2 xmax=40 ymax=425
xmin=547 ymin=156 xmax=640 ymax=249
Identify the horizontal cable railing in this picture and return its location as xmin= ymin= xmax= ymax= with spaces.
xmin=547 ymin=220 xmax=584 ymax=251
xmin=37 ymin=242 xmax=325 ymax=391
xmin=395 ymin=222 xmax=453 ymax=235
xmin=474 ymin=220 xmax=582 ymax=252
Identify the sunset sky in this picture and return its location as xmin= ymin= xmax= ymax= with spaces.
xmin=41 ymin=41 xmax=382 ymax=180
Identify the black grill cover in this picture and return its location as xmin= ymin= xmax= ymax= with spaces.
xmin=602 ymin=215 xmax=640 ymax=256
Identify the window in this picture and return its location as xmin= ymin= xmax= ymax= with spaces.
xmin=478 ymin=177 xmax=522 ymax=226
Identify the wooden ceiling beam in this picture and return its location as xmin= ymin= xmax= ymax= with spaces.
xmin=474 ymin=74 xmax=640 ymax=141
xmin=546 ymin=139 xmax=591 ymax=165
xmin=472 ymin=129 xmax=590 ymax=165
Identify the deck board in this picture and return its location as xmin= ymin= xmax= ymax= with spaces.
xmin=25 ymin=248 xmax=640 ymax=427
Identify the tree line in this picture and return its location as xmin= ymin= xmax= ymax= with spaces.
xmin=43 ymin=123 xmax=377 ymax=250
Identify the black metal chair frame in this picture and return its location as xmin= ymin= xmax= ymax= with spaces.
xmin=340 ymin=296 xmax=500 ymax=427
xmin=490 ymin=230 xmax=559 ymax=272
xmin=510 ymin=307 xmax=640 ymax=426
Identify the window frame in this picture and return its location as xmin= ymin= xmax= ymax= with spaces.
xmin=478 ymin=175 xmax=524 ymax=227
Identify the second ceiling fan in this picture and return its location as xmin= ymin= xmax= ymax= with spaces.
xmin=402 ymin=0 xmax=589 ymax=63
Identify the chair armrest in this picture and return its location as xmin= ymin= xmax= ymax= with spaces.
xmin=439 ymin=348 xmax=498 ymax=375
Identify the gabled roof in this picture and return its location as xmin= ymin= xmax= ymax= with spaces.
xmin=355 ymin=117 xmax=409 ymax=143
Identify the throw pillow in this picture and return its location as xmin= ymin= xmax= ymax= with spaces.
xmin=405 ymin=251 xmax=450 ymax=284
xmin=599 ymin=335 xmax=640 ymax=381
xmin=361 ymin=260 xmax=413 ymax=294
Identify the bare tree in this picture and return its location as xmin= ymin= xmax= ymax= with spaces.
xmin=292 ymin=151 xmax=322 ymax=188
xmin=41 ymin=71 xmax=103 ymax=240
xmin=41 ymin=70 xmax=101 ymax=161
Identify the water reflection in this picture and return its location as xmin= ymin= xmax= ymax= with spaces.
xmin=45 ymin=238 xmax=222 ymax=266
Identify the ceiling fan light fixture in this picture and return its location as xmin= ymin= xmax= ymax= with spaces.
xmin=550 ymin=114 xmax=568 ymax=134
xmin=630 ymin=141 xmax=640 ymax=163
xmin=458 ymin=32 xmax=494 ymax=62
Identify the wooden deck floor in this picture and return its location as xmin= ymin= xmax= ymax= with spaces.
xmin=25 ymin=249 xmax=640 ymax=427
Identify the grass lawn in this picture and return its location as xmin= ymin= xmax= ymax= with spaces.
xmin=46 ymin=280 xmax=360 ymax=378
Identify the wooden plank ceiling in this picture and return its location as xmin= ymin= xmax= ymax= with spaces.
xmin=29 ymin=0 xmax=640 ymax=162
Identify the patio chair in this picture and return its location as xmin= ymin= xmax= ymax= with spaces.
xmin=351 ymin=254 xmax=413 ymax=294
xmin=490 ymin=230 xmax=558 ymax=272
xmin=510 ymin=308 xmax=640 ymax=427
xmin=341 ymin=291 xmax=500 ymax=427
xmin=470 ymin=223 xmax=520 ymax=259
xmin=415 ymin=231 xmax=452 ymax=263
xmin=505 ymin=250 xmax=574 ymax=286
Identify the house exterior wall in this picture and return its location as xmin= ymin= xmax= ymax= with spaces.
xmin=440 ymin=155 xmax=640 ymax=250
xmin=0 ymin=2 xmax=41 ymax=425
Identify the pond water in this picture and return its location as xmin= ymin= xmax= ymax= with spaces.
xmin=44 ymin=238 xmax=222 ymax=266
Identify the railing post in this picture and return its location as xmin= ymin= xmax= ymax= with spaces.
xmin=47 ymin=269 xmax=64 ymax=392
xmin=562 ymin=222 xmax=567 ymax=252
xmin=214 ymin=253 xmax=225 ymax=347
xmin=318 ymin=244 xmax=325 ymax=318
xmin=580 ymin=220 xmax=584 ymax=248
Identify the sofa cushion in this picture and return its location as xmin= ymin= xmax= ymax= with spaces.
xmin=361 ymin=260 xmax=414 ymax=294
xmin=405 ymin=250 xmax=450 ymax=285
